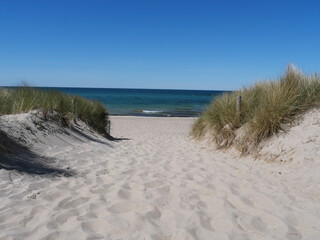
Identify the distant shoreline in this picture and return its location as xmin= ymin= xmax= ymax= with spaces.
xmin=3 ymin=87 xmax=226 ymax=117
xmin=3 ymin=86 xmax=230 ymax=92
xmin=109 ymin=112 xmax=201 ymax=118
xmin=110 ymin=115 xmax=197 ymax=119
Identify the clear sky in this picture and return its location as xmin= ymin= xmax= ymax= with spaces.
xmin=0 ymin=0 xmax=319 ymax=90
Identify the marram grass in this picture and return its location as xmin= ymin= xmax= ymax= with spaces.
xmin=191 ymin=66 xmax=320 ymax=153
xmin=0 ymin=87 xmax=110 ymax=136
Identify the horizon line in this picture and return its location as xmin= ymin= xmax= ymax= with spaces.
xmin=1 ymin=85 xmax=232 ymax=92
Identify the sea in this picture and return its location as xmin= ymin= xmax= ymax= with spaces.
xmin=40 ymin=88 xmax=228 ymax=117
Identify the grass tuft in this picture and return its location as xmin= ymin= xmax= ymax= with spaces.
xmin=191 ymin=65 xmax=320 ymax=153
xmin=0 ymin=87 xmax=110 ymax=136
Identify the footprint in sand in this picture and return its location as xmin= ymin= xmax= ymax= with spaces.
xmin=57 ymin=197 xmax=89 ymax=209
xmin=157 ymin=185 xmax=170 ymax=194
xmin=237 ymin=214 xmax=267 ymax=234
xmin=145 ymin=180 xmax=166 ymax=188
xmin=118 ymin=188 xmax=131 ymax=199
xmin=236 ymin=213 xmax=289 ymax=238
xmin=42 ymin=231 xmax=63 ymax=240
xmin=43 ymin=191 xmax=63 ymax=201
xmin=196 ymin=228 xmax=230 ymax=240
xmin=226 ymin=195 xmax=255 ymax=214
xmin=260 ymin=213 xmax=289 ymax=234
xmin=170 ymin=229 xmax=195 ymax=240
xmin=54 ymin=209 xmax=78 ymax=225
xmin=210 ymin=216 xmax=234 ymax=232
xmin=108 ymin=201 xmax=134 ymax=214
xmin=160 ymin=210 xmax=177 ymax=233
xmin=81 ymin=219 xmax=112 ymax=235
xmin=146 ymin=206 xmax=161 ymax=219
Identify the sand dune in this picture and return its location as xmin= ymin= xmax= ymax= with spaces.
xmin=0 ymin=111 xmax=319 ymax=240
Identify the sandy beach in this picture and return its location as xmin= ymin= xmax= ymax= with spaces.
xmin=2 ymin=0 xmax=320 ymax=239
xmin=0 ymin=113 xmax=320 ymax=240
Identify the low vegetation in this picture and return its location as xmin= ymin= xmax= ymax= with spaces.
xmin=191 ymin=65 xmax=320 ymax=153
xmin=0 ymin=87 xmax=110 ymax=135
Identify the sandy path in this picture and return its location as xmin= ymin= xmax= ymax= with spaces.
xmin=0 ymin=116 xmax=319 ymax=240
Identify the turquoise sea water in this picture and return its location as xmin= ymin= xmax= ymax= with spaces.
xmin=40 ymin=88 xmax=227 ymax=117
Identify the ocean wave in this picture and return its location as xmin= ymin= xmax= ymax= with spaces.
xmin=142 ymin=110 xmax=163 ymax=113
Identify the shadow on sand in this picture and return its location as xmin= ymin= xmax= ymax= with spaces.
xmin=0 ymin=130 xmax=74 ymax=177
xmin=70 ymin=126 xmax=115 ymax=147
xmin=0 ymin=123 xmax=131 ymax=177
xmin=107 ymin=136 xmax=131 ymax=141
xmin=71 ymin=121 xmax=130 ymax=144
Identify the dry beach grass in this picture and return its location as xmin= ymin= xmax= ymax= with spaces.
xmin=0 ymin=87 xmax=110 ymax=136
xmin=191 ymin=66 xmax=320 ymax=154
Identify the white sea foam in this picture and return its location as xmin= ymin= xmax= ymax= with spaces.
xmin=142 ymin=110 xmax=163 ymax=113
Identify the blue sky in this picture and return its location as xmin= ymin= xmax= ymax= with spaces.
xmin=0 ymin=0 xmax=319 ymax=90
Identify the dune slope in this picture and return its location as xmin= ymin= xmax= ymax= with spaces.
xmin=0 ymin=112 xmax=319 ymax=240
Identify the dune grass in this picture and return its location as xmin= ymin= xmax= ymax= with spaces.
xmin=191 ymin=66 xmax=320 ymax=153
xmin=0 ymin=87 xmax=110 ymax=136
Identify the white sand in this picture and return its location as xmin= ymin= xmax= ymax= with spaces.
xmin=0 ymin=111 xmax=319 ymax=240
